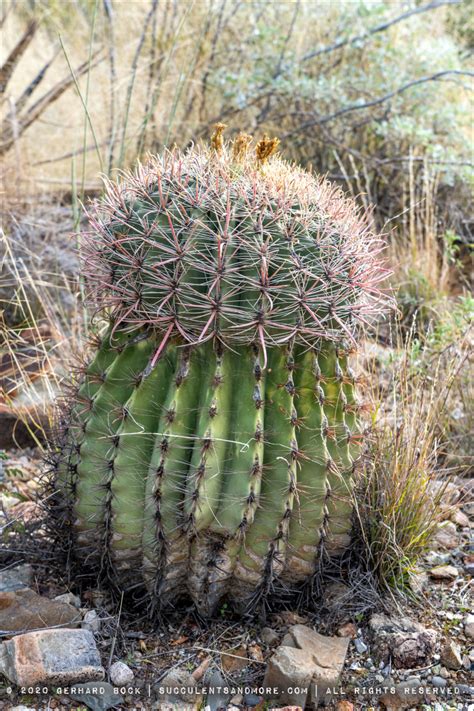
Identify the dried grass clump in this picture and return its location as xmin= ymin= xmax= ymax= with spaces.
xmin=354 ymin=325 xmax=471 ymax=597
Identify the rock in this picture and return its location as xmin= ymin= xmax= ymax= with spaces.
xmin=431 ymin=675 xmax=447 ymax=687
xmin=425 ymin=550 xmax=452 ymax=566
xmin=82 ymin=609 xmax=101 ymax=633
xmin=54 ymin=592 xmax=81 ymax=608
xmin=337 ymin=622 xmax=357 ymax=638
xmin=431 ymin=521 xmax=459 ymax=550
xmin=368 ymin=614 xmax=437 ymax=669
xmin=463 ymin=613 xmax=474 ymax=640
xmin=0 ymin=588 xmax=81 ymax=632
xmin=0 ymin=628 xmax=104 ymax=686
xmin=336 ymin=703 xmax=354 ymax=711
xmin=269 ymin=708 xmax=303 ymax=711
xmin=280 ymin=624 xmax=349 ymax=706
xmin=109 ymin=660 xmax=134 ymax=685
xmin=408 ymin=569 xmax=429 ymax=594
xmin=203 ymin=669 xmax=230 ymax=711
xmin=429 ymin=564 xmax=459 ymax=580
xmin=450 ymin=509 xmax=470 ymax=527
xmin=440 ymin=640 xmax=462 ymax=669
xmin=379 ymin=677 xmax=426 ymax=710
xmin=69 ymin=681 xmax=123 ymax=711
xmin=430 ymin=481 xmax=461 ymax=506
xmin=354 ymin=638 xmax=368 ymax=654
xmin=244 ymin=692 xmax=263 ymax=706
xmin=263 ymin=646 xmax=315 ymax=707
xmin=260 ymin=626 xmax=280 ymax=646
xmin=0 ymin=564 xmax=33 ymax=592
xmin=157 ymin=667 xmax=199 ymax=704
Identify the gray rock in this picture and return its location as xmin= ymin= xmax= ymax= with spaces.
xmin=458 ymin=684 xmax=474 ymax=696
xmin=82 ymin=609 xmax=101 ymax=633
xmin=0 ymin=629 xmax=104 ymax=686
xmin=429 ymin=564 xmax=459 ymax=581
xmin=109 ymin=660 xmax=134 ymax=686
xmin=463 ymin=613 xmax=474 ymax=640
xmin=156 ymin=666 xmax=200 ymax=705
xmin=440 ymin=640 xmax=462 ymax=669
xmin=0 ymin=564 xmax=33 ymax=592
xmin=204 ymin=669 xmax=230 ymax=711
xmin=431 ymin=675 xmax=448 ymax=687
xmin=425 ymin=550 xmax=452 ymax=566
xmin=260 ymin=626 xmax=280 ymax=646
xmin=244 ymin=692 xmax=263 ymax=707
xmin=354 ymin=638 xmax=368 ymax=654
xmin=0 ymin=588 xmax=81 ymax=632
xmin=54 ymin=592 xmax=81 ymax=608
xmin=369 ymin=613 xmax=437 ymax=669
xmin=263 ymin=645 xmax=314 ymax=707
xmin=431 ymin=521 xmax=459 ymax=550
xmin=69 ymin=681 xmax=123 ymax=711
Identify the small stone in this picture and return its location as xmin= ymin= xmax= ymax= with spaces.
xmin=337 ymin=622 xmax=357 ymax=638
xmin=432 ymin=521 xmax=459 ymax=550
xmin=431 ymin=675 xmax=448 ymax=687
xmin=263 ymin=646 xmax=315 ymax=707
xmin=458 ymin=684 xmax=474 ymax=697
xmin=450 ymin=508 xmax=470 ymax=527
xmin=229 ymin=693 xmax=243 ymax=705
xmin=464 ymin=560 xmax=474 ymax=575
xmin=425 ymin=550 xmax=452 ymax=566
xmin=429 ymin=564 xmax=459 ymax=581
xmin=464 ymin=613 xmax=474 ymax=640
xmin=260 ymin=626 xmax=280 ymax=646
xmin=0 ymin=588 xmax=81 ymax=632
xmin=0 ymin=564 xmax=33 ymax=592
xmin=336 ymin=703 xmax=354 ymax=711
xmin=368 ymin=613 xmax=437 ymax=669
xmin=281 ymin=631 xmax=295 ymax=647
xmin=354 ymin=638 xmax=368 ymax=654
xmin=109 ymin=660 xmax=134 ymax=685
xmin=82 ymin=609 xmax=101 ymax=633
xmin=0 ymin=628 xmax=104 ymax=686
xmin=440 ymin=640 xmax=462 ymax=669
xmin=244 ymin=692 xmax=263 ymax=707
xmin=70 ymin=681 xmax=123 ymax=711
xmin=54 ymin=592 xmax=81 ymax=608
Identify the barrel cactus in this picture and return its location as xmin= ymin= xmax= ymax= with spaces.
xmin=50 ymin=128 xmax=390 ymax=616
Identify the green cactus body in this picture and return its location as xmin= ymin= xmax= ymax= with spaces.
xmin=52 ymin=139 xmax=390 ymax=615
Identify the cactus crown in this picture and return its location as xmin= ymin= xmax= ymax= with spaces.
xmin=83 ymin=132 xmax=390 ymax=361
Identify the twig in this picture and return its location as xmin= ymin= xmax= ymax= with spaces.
xmin=282 ymin=71 xmax=474 ymax=139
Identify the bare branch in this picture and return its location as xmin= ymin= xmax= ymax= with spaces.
xmin=0 ymin=20 xmax=37 ymax=95
xmin=302 ymin=0 xmax=462 ymax=63
xmin=282 ymin=71 xmax=474 ymax=139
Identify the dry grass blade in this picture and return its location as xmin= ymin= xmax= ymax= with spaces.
xmin=354 ymin=324 xmax=470 ymax=599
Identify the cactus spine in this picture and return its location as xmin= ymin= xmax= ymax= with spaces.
xmin=51 ymin=133 xmax=390 ymax=615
